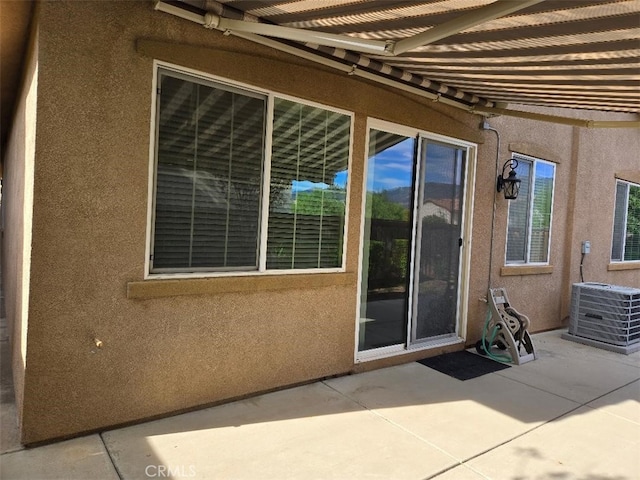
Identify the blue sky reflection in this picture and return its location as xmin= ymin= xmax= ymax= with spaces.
xmin=292 ymin=169 xmax=348 ymax=193
xmin=368 ymin=136 xmax=414 ymax=192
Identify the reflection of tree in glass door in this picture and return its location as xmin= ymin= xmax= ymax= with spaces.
xmin=358 ymin=130 xmax=415 ymax=351
xmin=359 ymin=129 xmax=468 ymax=354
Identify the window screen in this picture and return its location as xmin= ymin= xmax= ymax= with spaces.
xmin=506 ymin=160 xmax=532 ymax=263
xmin=151 ymin=68 xmax=351 ymax=274
xmin=267 ymin=99 xmax=350 ymax=269
xmin=529 ymin=162 xmax=554 ymax=263
xmin=506 ymin=156 xmax=555 ymax=265
xmin=152 ymin=72 xmax=265 ymax=271
xmin=612 ymin=180 xmax=640 ymax=262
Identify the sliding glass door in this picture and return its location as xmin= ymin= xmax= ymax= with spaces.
xmin=411 ymin=141 xmax=466 ymax=344
xmin=358 ymin=122 xmax=472 ymax=357
xmin=358 ymin=130 xmax=415 ymax=351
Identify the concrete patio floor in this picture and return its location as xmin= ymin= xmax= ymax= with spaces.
xmin=1 ymin=329 xmax=639 ymax=480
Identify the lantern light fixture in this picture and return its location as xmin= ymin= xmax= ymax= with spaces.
xmin=497 ymin=159 xmax=521 ymax=200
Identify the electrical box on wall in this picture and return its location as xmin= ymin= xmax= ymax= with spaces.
xmin=582 ymin=241 xmax=591 ymax=254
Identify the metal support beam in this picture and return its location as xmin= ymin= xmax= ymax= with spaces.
xmin=473 ymin=105 xmax=640 ymax=128
xmin=391 ymin=0 xmax=546 ymax=55
xmin=153 ymin=1 xmax=476 ymax=111
xmin=153 ymin=1 xmax=640 ymax=128
xmin=203 ymin=13 xmax=391 ymax=55
xmin=221 ymin=30 xmax=474 ymax=111
xmin=154 ymin=1 xmax=207 ymax=25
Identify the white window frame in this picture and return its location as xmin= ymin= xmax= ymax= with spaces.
xmin=611 ymin=179 xmax=640 ymax=263
xmin=505 ymin=153 xmax=556 ymax=266
xmin=145 ymin=61 xmax=353 ymax=279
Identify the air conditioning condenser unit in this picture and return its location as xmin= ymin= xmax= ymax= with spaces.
xmin=562 ymin=282 xmax=640 ymax=355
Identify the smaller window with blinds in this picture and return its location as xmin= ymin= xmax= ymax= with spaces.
xmin=150 ymin=66 xmax=351 ymax=275
xmin=505 ymin=154 xmax=555 ymax=265
xmin=611 ymin=180 xmax=640 ymax=262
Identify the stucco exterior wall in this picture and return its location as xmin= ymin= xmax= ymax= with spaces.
xmin=487 ymin=108 xmax=639 ymax=324
xmin=480 ymin=113 xmax=577 ymax=333
xmin=22 ymin=1 xmax=485 ymax=444
xmin=442 ymin=112 xmax=636 ymax=351
xmin=16 ymin=1 xmax=639 ymax=444
xmin=1 ymin=23 xmax=38 ymax=430
xmin=570 ymin=125 xmax=640 ymax=292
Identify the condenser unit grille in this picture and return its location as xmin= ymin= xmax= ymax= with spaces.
xmin=564 ymin=282 xmax=640 ymax=354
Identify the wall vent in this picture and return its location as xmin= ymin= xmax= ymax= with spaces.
xmin=563 ymin=282 xmax=640 ymax=354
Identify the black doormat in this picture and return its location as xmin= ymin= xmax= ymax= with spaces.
xmin=417 ymin=350 xmax=510 ymax=380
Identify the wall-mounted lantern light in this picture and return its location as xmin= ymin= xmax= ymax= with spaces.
xmin=497 ymin=159 xmax=521 ymax=200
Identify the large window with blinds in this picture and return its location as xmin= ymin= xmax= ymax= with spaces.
xmin=611 ymin=180 xmax=640 ymax=262
xmin=505 ymin=154 xmax=555 ymax=265
xmin=150 ymin=67 xmax=351 ymax=274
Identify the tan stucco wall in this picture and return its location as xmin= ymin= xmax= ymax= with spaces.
xmin=478 ymin=113 xmax=577 ymax=333
xmin=568 ymin=124 xmax=640 ymax=297
xmin=1 ymin=21 xmax=38 ymax=431
xmin=21 ymin=1 xmax=485 ymax=444
xmin=478 ymin=107 xmax=639 ymax=329
xmin=17 ymin=1 xmax=639 ymax=444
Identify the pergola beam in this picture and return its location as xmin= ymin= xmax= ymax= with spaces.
xmin=473 ymin=105 xmax=640 ymax=128
xmin=153 ymin=1 xmax=640 ymax=128
xmin=155 ymin=0 xmax=546 ymax=57
xmin=391 ymin=0 xmax=547 ymax=55
xmin=204 ymin=13 xmax=391 ymax=55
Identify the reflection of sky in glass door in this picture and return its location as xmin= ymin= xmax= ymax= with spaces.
xmin=422 ymin=143 xmax=464 ymax=187
xmin=359 ymin=130 xmax=415 ymax=351
xmin=368 ymin=137 xmax=414 ymax=192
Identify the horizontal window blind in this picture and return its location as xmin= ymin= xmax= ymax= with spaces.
xmin=529 ymin=162 xmax=554 ymax=263
xmin=613 ymin=181 xmax=640 ymax=262
xmin=506 ymin=157 xmax=555 ymax=265
xmin=152 ymin=71 xmax=265 ymax=271
xmin=151 ymin=68 xmax=351 ymax=275
xmin=267 ymin=99 xmax=350 ymax=269
xmin=625 ymin=184 xmax=640 ymax=261
xmin=611 ymin=181 xmax=628 ymax=261
xmin=506 ymin=160 xmax=531 ymax=263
